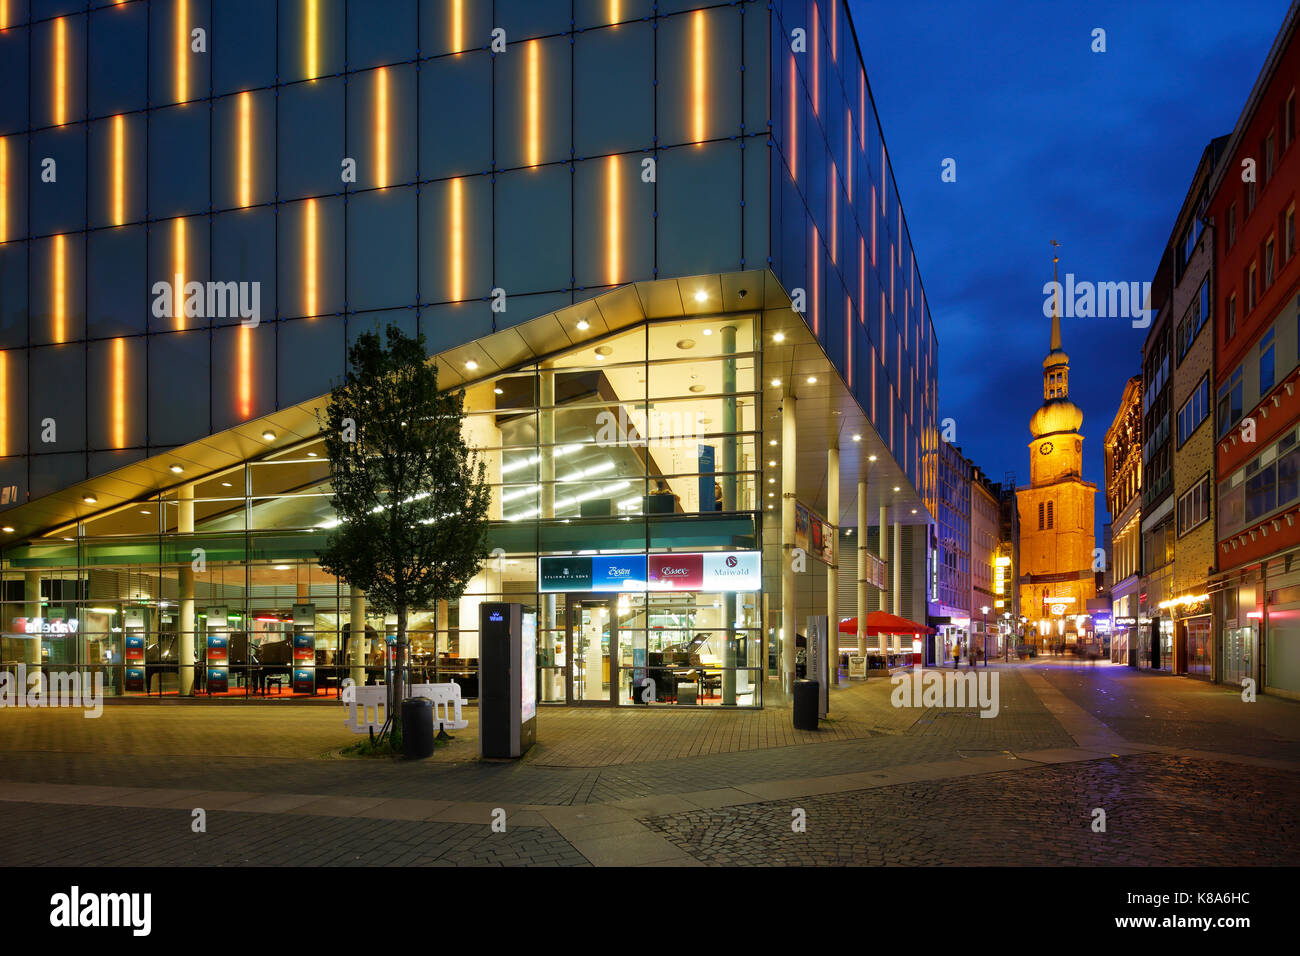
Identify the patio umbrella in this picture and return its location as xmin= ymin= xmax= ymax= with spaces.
xmin=837 ymin=611 xmax=935 ymax=635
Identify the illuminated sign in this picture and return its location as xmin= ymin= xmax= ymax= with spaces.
xmin=10 ymin=617 xmax=79 ymax=635
xmin=540 ymin=551 xmax=759 ymax=593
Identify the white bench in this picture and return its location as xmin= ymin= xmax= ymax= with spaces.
xmin=409 ymin=682 xmax=470 ymax=732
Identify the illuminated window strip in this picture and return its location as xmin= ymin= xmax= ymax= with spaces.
xmin=53 ymin=234 xmax=66 ymax=343
xmin=173 ymin=218 xmax=186 ymax=329
xmin=176 ymin=0 xmax=187 ymax=103
xmin=450 ymin=177 xmax=464 ymax=300
xmin=607 ymin=155 xmax=621 ymax=286
xmin=238 ymin=92 xmax=252 ymax=207
xmin=239 ymin=325 xmax=253 ymax=419
xmin=112 ymin=338 xmax=126 ymax=448
xmin=306 ymin=0 xmax=319 ymax=79
xmin=55 ymin=17 xmax=67 ymax=126
xmin=692 ymin=10 xmax=706 ymax=143
xmin=112 ymin=115 xmax=125 ymax=225
xmin=375 ymin=67 xmax=389 ymax=188
xmin=304 ymin=198 xmax=318 ymax=316
xmin=526 ymin=41 xmax=540 ymax=166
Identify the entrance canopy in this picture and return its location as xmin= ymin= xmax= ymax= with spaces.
xmin=838 ymin=611 xmax=934 ymax=635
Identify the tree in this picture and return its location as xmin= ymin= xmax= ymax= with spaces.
xmin=317 ymin=324 xmax=491 ymax=734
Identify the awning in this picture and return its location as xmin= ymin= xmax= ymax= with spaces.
xmin=838 ymin=611 xmax=935 ymax=635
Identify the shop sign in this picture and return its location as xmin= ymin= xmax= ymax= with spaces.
xmin=10 ymin=617 xmax=79 ymax=635
xmin=701 ymin=551 xmax=761 ymax=590
xmin=539 ymin=557 xmax=593 ymax=591
xmin=1115 ymin=616 xmax=1137 ymax=626
xmin=649 ymin=553 xmax=703 ymax=590
xmin=591 ymin=555 xmax=647 ymax=590
xmin=540 ymin=551 xmax=760 ymax=593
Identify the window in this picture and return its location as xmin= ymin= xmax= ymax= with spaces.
xmin=1265 ymin=236 xmax=1276 ymax=289
xmin=1046 ymin=500 xmax=1054 ymax=529
xmin=1287 ymin=92 xmax=1296 ymax=149
xmin=1227 ymin=293 xmax=1237 ymax=340
xmin=1037 ymin=501 xmax=1044 ymax=530
xmin=1261 ymin=328 xmax=1276 ymax=394
xmin=1176 ymin=277 xmax=1211 ymax=362
xmin=1247 ymin=179 xmax=1256 ymax=214
xmin=1228 ymin=203 xmax=1237 ymax=247
xmin=1218 ymin=365 xmax=1244 ymax=437
xmin=1177 ymin=475 xmax=1211 ymax=535
xmin=1286 ymin=206 xmax=1295 ymax=262
xmin=1248 ymin=262 xmax=1258 ymax=311
xmin=1265 ymin=131 xmax=1276 ymax=183
xmin=1177 ymin=375 xmax=1210 ymax=446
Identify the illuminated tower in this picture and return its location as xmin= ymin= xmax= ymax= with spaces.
xmin=1016 ymin=243 xmax=1098 ymax=647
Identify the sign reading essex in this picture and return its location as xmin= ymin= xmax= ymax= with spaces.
xmin=539 ymin=551 xmax=760 ymax=593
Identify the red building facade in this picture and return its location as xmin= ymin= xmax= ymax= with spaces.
xmin=1209 ymin=5 xmax=1300 ymax=698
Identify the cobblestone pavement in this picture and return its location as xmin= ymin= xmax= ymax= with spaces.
xmin=639 ymin=754 xmax=1300 ymax=866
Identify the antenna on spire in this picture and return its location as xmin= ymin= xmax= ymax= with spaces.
xmin=1049 ymin=239 xmax=1063 ymax=351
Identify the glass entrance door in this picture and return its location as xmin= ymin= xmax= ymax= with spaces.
xmin=567 ymin=597 xmax=616 ymax=704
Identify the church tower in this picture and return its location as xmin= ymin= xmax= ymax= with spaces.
xmin=1016 ymin=245 xmax=1098 ymax=648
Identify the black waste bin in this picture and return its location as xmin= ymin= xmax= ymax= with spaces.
xmin=793 ymin=679 xmax=819 ymax=730
xmin=401 ymin=697 xmax=436 ymax=759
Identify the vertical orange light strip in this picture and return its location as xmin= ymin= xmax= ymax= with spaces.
xmin=112 ymin=338 xmax=126 ymax=448
xmin=526 ymin=41 xmax=540 ymax=167
xmin=692 ymin=10 xmax=706 ymax=144
xmin=858 ymin=236 xmax=865 ymax=322
xmin=238 ymin=325 xmax=252 ymax=419
xmin=238 ymin=92 xmax=251 ymax=207
xmin=846 ymin=298 xmax=851 ymax=387
xmin=870 ymin=185 xmax=876 ymax=265
xmin=173 ymin=218 xmax=186 ymax=330
xmin=607 ymin=155 xmax=621 ymax=286
xmin=306 ymin=0 xmax=319 ymax=79
xmin=55 ymin=17 xmax=67 ymax=126
xmin=0 ymin=137 xmax=7 ymax=243
xmin=859 ymin=73 xmax=865 ymax=148
xmin=176 ymin=0 xmax=187 ymax=103
xmin=845 ymin=109 xmax=852 ymax=202
xmin=811 ymin=5 xmax=821 ymax=118
xmin=881 ymin=145 xmax=886 ymax=221
xmin=452 ymin=0 xmax=463 ymax=51
xmin=789 ymin=55 xmax=797 ymax=182
xmin=0 ymin=351 xmax=7 ymax=457
xmin=450 ymin=177 xmax=463 ymax=300
xmin=112 ymin=114 xmax=125 ymax=225
xmin=810 ymin=226 xmax=819 ymax=335
xmin=304 ymin=198 xmax=318 ymax=317
xmin=53 ymin=234 xmax=66 ymax=343
xmin=1 ymin=1 xmax=7 ymax=32
xmin=610 ymin=0 xmax=620 ymax=25
xmin=829 ymin=169 xmax=837 ymax=264
xmin=831 ymin=0 xmax=837 ymax=60
xmin=870 ymin=347 xmax=876 ymax=423
xmin=375 ymin=67 xmax=389 ymax=188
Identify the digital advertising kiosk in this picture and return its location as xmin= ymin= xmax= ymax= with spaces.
xmin=479 ymin=602 xmax=537 ymax=758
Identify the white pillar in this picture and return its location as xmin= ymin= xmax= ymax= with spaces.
xmin=781 ymin=395 xmax=797 ymax=695
xmin=893 ymin=521 xmax=903 ymax=653
xmin=826 ymin=443 xmax=839 ymax=691
xmin=540 ymin=367 xmax=555 ymax=519
xmin=349 ymin=587 xmax=366 ymax=688
xmin=857 ymin=478 xmax=868 ymax=659
xmin=24 ymin=571 xmax=41 ymax=680
xmin=878 ymin=504 xmax=889 ymax=657
xmin=178 ymin=483 xmax=196 ymax=696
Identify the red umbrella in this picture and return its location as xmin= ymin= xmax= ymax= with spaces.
xmin=838 ymin=611 xmax=935 ymax=635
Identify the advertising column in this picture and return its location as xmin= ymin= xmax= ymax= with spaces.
xmin=479 ymin=603 xmax=537 ymax=758
xmin=123 ymin=606 xmax=146 ymax=693
xmin=292 ymin=603 xmax=316 ymax=695
xmin=205 ymin=607 xmax=229 ymax=694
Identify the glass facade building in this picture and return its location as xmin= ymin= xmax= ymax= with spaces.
xmin=0 ymin=0 xmax=937 ymax=708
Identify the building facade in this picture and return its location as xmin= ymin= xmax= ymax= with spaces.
xmin=932 ymin=439 xmax=971 ymax=661
xmin=1017 ymin=290 xmax=1098 ymax=651
xmin=1104 ymin=375 xmax=1142 ymax=663
xmin=0 ymin=0 xmax=939 ymax=706
xmin=1168 ymin=136 xmax=1230 ymax=679
xmin=1208 ymin=3 xmax=1300 ymax=699
xmin=970 ymin=467 xmax=1000 ymax=657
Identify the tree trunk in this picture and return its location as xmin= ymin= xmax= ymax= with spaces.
xmin=393 ymin=605 xmax=408 ymax=722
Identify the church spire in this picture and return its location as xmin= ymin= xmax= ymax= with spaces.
xmin=1049 ymin=238 xmax=1062 ymax=353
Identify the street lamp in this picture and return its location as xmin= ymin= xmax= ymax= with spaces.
xmin=980 ymin=606 xmax=989 ymax=667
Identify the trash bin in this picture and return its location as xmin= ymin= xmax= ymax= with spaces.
xmin=793 ymin=678 xmax=819 ymax=730
xmin=401 ymin=697 xmax=436 ymax=759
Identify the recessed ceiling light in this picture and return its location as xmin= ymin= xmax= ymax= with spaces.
xmin=769 ymin=439 xmax=778 ymax=446
xmin=768 ymin=492 xmax=775 ymax=497
xmin=911 ymin=508 xmax=918 ymax=514
xmin=169 ymin=464 xmax=184 ymax=473
xmin=893 ymin=486 xmax=900 ymax=492
xmin=766 ymin=504 xmax=773 ymax=510
xmin=140 ymin=510 xmax=151 ymax=515
xmin=806 ymin=376 xmax=817 ymax=384
xmin=868 ymin=455 xmax=878 ymax=462
xmin=702 ymin=328 xmax=713 ymax=336
xmin=773 ymin=332 xmax=785 ymax=343
xmin=595 ymin=345 xmax=614 ymax=356
xmin=307 ymin=451 xmax=318 ymax=457
xmin=768 ymin=477 xmax=775 ymax=484
xmin=494 ymin=387 xmax=504 ymax=395
xmin=261 ymin=430 xmax=276 ymax=441
xmin=768 ymin=460 xmax=776 ymax=467
xmin=676 ymin=339 xmax=696 ymax=350
xmin=273 ymin=564 xmax=290 ymax=571
xmin=83 ymin=494 xmax=98 ymax=504
xmin=771 ymin=378 xmax=781 ymax=387
xmin=576 ymin=319 xmax=590 ymax=331
xmin=1 ymin=526 xmax=13 ymax=533
xmin=694 ymin=290 xmax=708 ymax=302
xmin=852 ymin=434 xmax=861 ymax=442
xmin=465 ymin=360 xmax=478 ymax=370
xmin=689 ymin=384 xmax=705 ymax=393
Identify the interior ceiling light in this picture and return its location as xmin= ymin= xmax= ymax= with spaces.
xmin=221 ymin=481 xmax=232 ymax=488
xmin=702 ymin=328 xmax=712 ymax=336
xmin=852 ymin=434 xmax=861 ymax=441
xmin=693 ymin=290 xmax=708 ymax=302
xmin=273 ymin=564 xmax=290 ymax=570
xmin=494 ymin=387 xmax=504 ymax=395
xmin=768 ymin=460 xmax=776 ymax=467
xmin=769 ymin=439 xmax=778 ymax=446
xmin=307 ymin=451 xmax=319 ymax=457
xmin=140 ymin=510 xmax=151 ymax=515
xmin=772 ymin=332 xmax=785 ymax=343
xmin=893 ymin=486 xmax=900 ymax=492
xmin=770 ymin=378 xmax=781 ymax=387
xmin=911 ymin=508 xmax=918 ymax=514
xmin=83 ymin=494 xmax=97 ymax=504
xmin=261 ymin=430 xmax=276 ymax=441
xmin=1 ymin=527 xmax=13 ymax=533
xmin=169 ymin=464 xmax=184 ymax=473
xmin=465 ymin=359 xmax=478 ymax=370
xmin=576 ymin=319 xmax=590 ymax=331
xmin=807 ymin=376 xmax=817 ymax=384
xmin=868 ymin=455 xmax=878 ymax=462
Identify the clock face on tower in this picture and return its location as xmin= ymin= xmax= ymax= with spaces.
xmin=1040 ymin=442 xmax=1054 ymax=455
